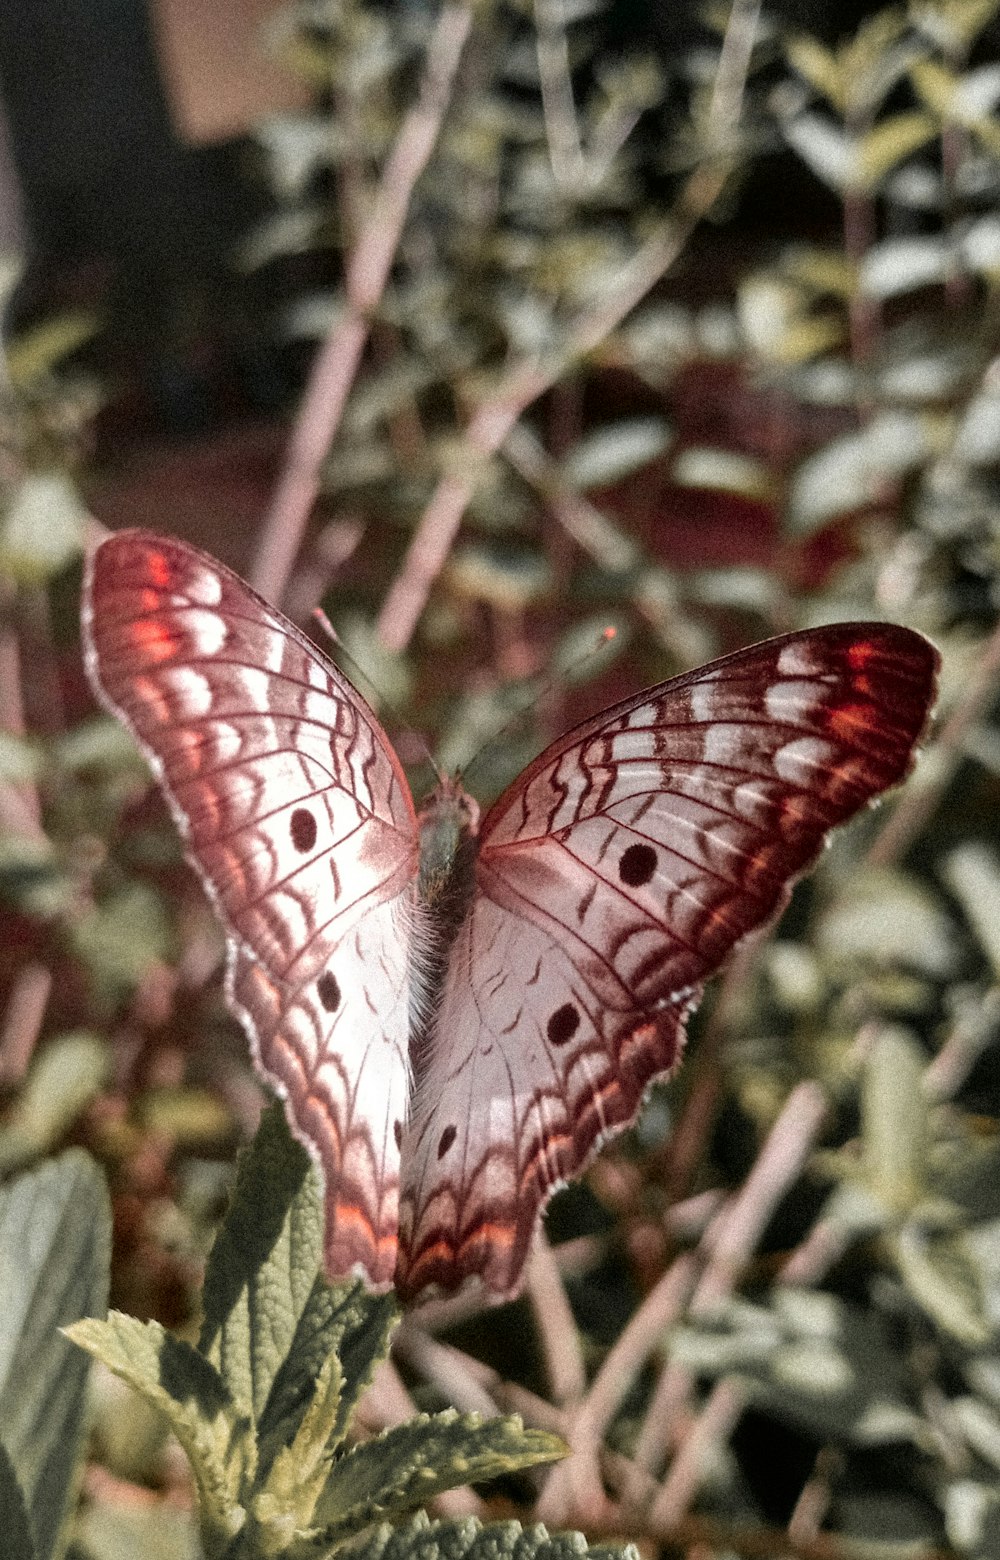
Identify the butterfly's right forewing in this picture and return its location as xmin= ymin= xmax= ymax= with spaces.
xmin=83 ymin=531 xmax=420 ymax=1286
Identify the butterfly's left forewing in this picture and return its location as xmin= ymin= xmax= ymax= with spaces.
xmin=397 ymin=623 xmax=938 ymax=1300
xmin=83 ymin=531 xmax=420 ymax=1286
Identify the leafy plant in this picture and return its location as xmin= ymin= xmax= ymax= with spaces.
xmin=67 ymin=1105 xmax=584 ymax=1560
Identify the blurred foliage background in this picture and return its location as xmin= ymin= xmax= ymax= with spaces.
xmin=2 ymin=0 xmax=1000 ymax=1557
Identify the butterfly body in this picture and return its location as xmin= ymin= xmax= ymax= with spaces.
xmin=82 ymin=531 xmax=939 ymax=1303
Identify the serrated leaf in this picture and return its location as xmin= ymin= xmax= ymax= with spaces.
xmin=257 ymin=1276 xmax=398 ymax=1478
xmin=263 ymin=1348 xmax=344 ymax=1508
xmin=66 ymin=1313 xmax=249 ymax=1544
xmin=199 ymin=1102 xmax=324 ymax=1424
xmin=0 ymin=1441 xmax=36 ymax=1560
xmin=344 ymin=1514 xmax=635 ymax=1560
xmin=858 ymin=112 xmax=937 ymax=186
xmin=0 ymin=1152 xmax=110 ymax=1560
xmin=314 ymin=1412 xmax=566 ymax=1538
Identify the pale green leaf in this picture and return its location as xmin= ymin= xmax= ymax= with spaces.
xmin=0 ymin=1152 xmax=110 ymax=1560
xmin=257 ymin=1277 xmax=398 ymax=1478
xmin=785 ymin=35 xmax=843 ymax=110
xmin=894 ymin=1225 xmax=991 ymax=1346
xmin=314 ymin=1412 xmax=566 ymax=1538
xmin=858 ymin=112 xmax=937 ymax=187
xmin=0 ymin=474 xmax=87 ymax=583
xmin=560 ymin=418 xmax=671 ymax=491
xmin=344 ymin=1514 xmax=635 ymax=1560
xmin=66 ymin=1313 xmax=249 ymax=1544
xmin=862 ymin=1025 xmax=928 ymax=1213
xmin=816 ymin=869 xmax=959 ymax=978
xmin=860 ymin=235 xmax=948 ymax=298
xmin=199 ymin=1102 xmax=325 ymax=1425
xmin=0 ymin=1031 xmax=110 ymax=1175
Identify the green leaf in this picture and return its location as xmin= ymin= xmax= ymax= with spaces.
xmin=71 ymin=884 xmax=173 ymax=995
xmin=342 ymin=1513 xmax=635 ymax=1560
xmin=0 ymin=1151 xmax=110 ymax=1560
xmin=0 ymin=1032 xmax=110 ymax=1175
xmin=862 ymin=1025 xmax=928 ymax=1214
xmin=260 ymin=1349 xmax=345 ymax=1522
xmin=786 ymin=35 xmax=843 ymax=110
xmin=66 ymin=1313 xmax=250 ymax=1548
xmin=313 ymin=1412 xmax=567 ymax=1540
xmin=0 ymin=473 xmax=86 ymax=583
xmin=894 ymin=1225 xmax=991 ymax=1347
xmin=257 ymin=1276 xmax=398 ymax=1479
xmin=0 ymin=1442 xmax=36 ymax=1560
xmin=199 ymin=1102 xmax=325 ymax=1423
xmin=857 ymin=112 xmax=937 ymax=187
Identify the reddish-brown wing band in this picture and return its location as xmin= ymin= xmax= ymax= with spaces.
xmin=397 ymin=624 xmax=939 ymax=1299
xmin=83 ymin=530 xmax=420 ymax=1287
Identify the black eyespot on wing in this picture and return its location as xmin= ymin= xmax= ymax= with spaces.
xmin=290 ymin=807 xmax=318 ymax=853
xmin=619 ymin=842 xmax=657 ymax=886
xmin=437 ymin=1124 xmax=457 ymax=1159
xmin=317 ymin=972 xmax=341 ymax=1012
xmin=547 ymin=1003 xmax=580 ymax=1047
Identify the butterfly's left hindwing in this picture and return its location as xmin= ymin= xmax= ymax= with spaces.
xmin=83 ymin=531 xmax=419 ymax=1287
xmin=397 ymin=624 xmax=938 ymax=1300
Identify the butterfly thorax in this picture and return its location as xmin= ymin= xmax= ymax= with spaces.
xmin=416 ymin=776 xmax=481 ymax=931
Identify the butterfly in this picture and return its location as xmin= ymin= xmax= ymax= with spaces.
xmin=82 ymin=530 xmax=938 ymax=1303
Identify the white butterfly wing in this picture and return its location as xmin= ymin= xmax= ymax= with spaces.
xmin=397 ymin=624 xmax=938 ymax=1299
xmin=83 ymin=530 xmax=419 ymax=1287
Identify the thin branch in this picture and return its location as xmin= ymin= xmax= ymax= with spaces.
xmin=648 ymin=1377 xmax=748 ymax=1530
xmin=534 ymin=0 xmax=584 ymax=188
xmin=691 ymin=1081 xmax=828 ymax=1312
xmin=526 ymin=1231 xmax=587 ymax=1406
xmin=251 ymin=0 xmax=475 ymax=606
xmin=535 ymin=1253 xmax=698 ymax=1527
xmin=0 ymin=961 xmax=51 ymax=1084
xmin=375 ymin=159 xmax=733 ymax=651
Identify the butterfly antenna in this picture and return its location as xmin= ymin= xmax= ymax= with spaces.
xmin=461 ymin=625 xmax=618 ymax=789
xmin=311 ymin=606 xmax=444 ymax=783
